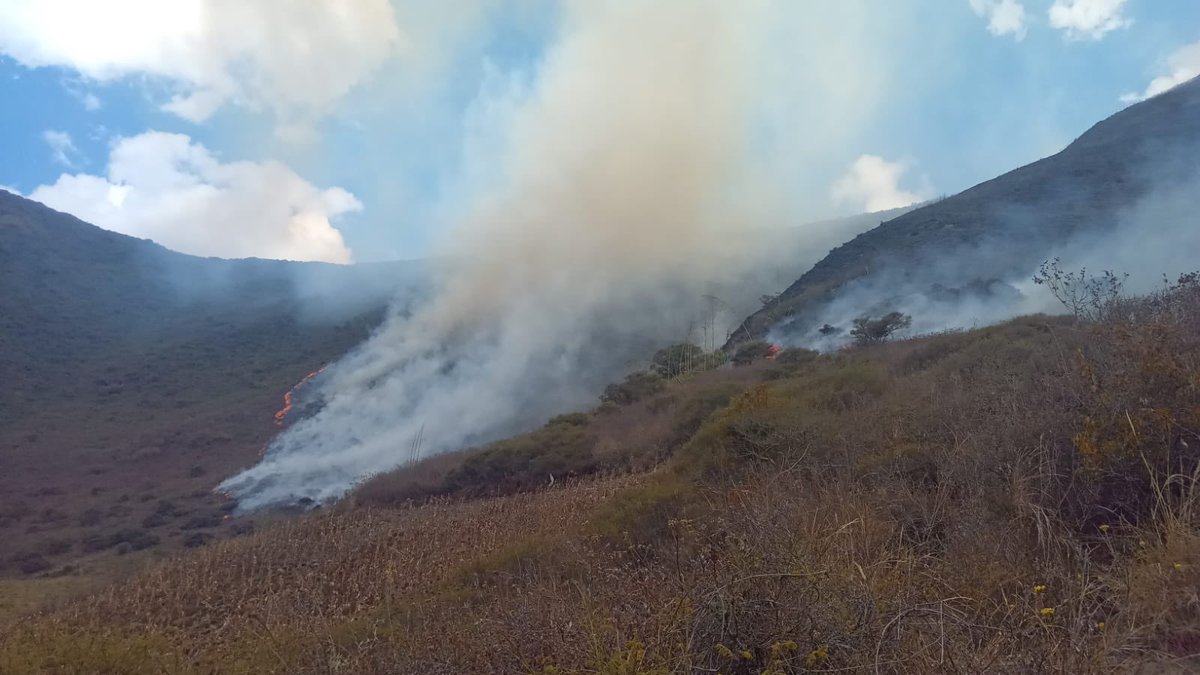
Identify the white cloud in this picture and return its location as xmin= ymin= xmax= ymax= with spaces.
xmin=1048 ymin=0 xmax=1131 ymax=41
xmin=831 ymin=155 xmax=927 ymax=213
xmin=1121 ymin=41 xmax=1200 ymax=104
xmin=28 ymin=131 xmax=356 ymax=263
xmin=0 ymin=0 xmax=401 ymax=127
xmin=42 ymin=129 xmax=80 ymax=167
xmin=969 ymin=0 xmax=1028 ymax=40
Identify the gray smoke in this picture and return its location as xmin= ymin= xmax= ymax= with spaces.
xmin=770 ymin=157 xmax=1200 ymax=351
xmin=219 ymin=1 xmax=917 ymax=509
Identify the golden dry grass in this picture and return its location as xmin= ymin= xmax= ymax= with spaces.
xmin=4 ymin=280 xmax=1200 ymax=673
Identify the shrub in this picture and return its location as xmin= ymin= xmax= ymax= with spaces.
xmin=775 ymin=347 xmax=818 ymax=366
xmin=732 ymin=340 xmax=774 ymax=365
xmin=545 ymin=412 xmax=590 ymax=428
xmin=849 ymin=311 xmax=911 ymax=344
xmin=601 ymin=371 xmax=665 ymax=406
xmin=77 ymin=508 xmax=104 ymax=527
xmin=15 ymin=553 xmax=51 ymax=575
xmin=82 ymin=528 xmax=160 ymax=552
xmin=181 ymin=515 xmax=222 ymax=530
xmin=444 ymin=425 xmax=598 ymax=495
xmin=1033 ymin=257 xmax=1127 ymax=321
xmin=651 ymin=343 xmax=705 ymax=379
xmin=141 ymin=513 xmax=169 ymax=529
xmin=183 ymin=532 xmax=214 ymax=548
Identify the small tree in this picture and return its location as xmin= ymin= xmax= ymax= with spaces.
xmin=849 ymin=311 xmax=911 ymax=345
xmin=1033 ymin=258 xmax=1127 ymax=321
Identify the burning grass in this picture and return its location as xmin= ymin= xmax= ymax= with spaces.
xmin=5 ymin=279 xmax=1200 ymax=672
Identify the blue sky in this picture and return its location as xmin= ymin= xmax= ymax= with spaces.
xmin=1 ymin=0 xmax=1197 ymax=263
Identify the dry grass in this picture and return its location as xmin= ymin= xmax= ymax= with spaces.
xmin=4 ymin=281 xmax=1200 ymax=673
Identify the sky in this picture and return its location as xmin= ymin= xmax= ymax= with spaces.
xmin=1 ymin=0 xmax=1198 ymax=264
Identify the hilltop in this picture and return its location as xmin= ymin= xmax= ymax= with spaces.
xmin=732 ymin=76 xmax=1200 ymax=347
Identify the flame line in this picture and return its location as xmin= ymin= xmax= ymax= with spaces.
xmin=273 ymin=366 xmax=328 ymax=428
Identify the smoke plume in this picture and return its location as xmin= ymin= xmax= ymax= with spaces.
xmin=220 ymin=1 xmax=901 ymax=508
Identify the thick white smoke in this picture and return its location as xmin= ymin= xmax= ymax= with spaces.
xmin=220 ymin=1 xmax=906 ymax=508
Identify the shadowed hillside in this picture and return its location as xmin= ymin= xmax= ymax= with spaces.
xmin=0 ymin=191 xmax=422 ymax=584
xmin=731 ymin=76 xmax=1200 ymax=347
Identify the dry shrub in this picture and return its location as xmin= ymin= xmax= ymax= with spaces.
xmin=7 ymin=282 xmax=1200 ymax=673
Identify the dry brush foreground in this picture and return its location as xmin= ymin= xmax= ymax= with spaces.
xmin=3 ymin=277 xmax=1200 ymax=673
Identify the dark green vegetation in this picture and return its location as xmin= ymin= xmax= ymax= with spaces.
xmin=5 ymin=276 xmax=1199 ymax=672
xmin=0 ymin=192 xmax=419 ymax=588
xmin=732 ymin=76 xmax=1200 ymax=346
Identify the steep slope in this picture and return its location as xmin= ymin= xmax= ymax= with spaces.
xmin=0 ymin=191 xmax=421 ymax=577
xmin=731 ymin=76 xmax=1200 ymax=345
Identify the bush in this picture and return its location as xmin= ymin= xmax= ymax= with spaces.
xmin=180 ymin=515 xmax=222 ymax=530
xmin=732 ymin=340 xmax=774 ymax=366
xmin=77 ymin=509 xmax=104 ymax=527
xmin=601 ymin=371 xmax=665 ymax=406
xmin=849 ymin=311 xmax=911 ymax=344
xmin=15 ymin=553 xmax=51 ymax=575
xmin=82 ymin=528 xmax=160 ymax=553
xmin=545 ymin=412 xmax=590 ymax=428
xmin=775 ymin=347 xmax=818 ymax=366
xmin=651 ymin=343 xmax=706 ymax=379
xmin=183 ymin=532 xmax=214 ymax=548
xmin=444 ymin=425 xmax=599 ymax=495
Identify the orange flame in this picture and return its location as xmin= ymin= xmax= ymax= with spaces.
xmin=765 ymin=344 xmax=781 ymax=361
xmin=273 ymin=366 xmax=327 ymax=428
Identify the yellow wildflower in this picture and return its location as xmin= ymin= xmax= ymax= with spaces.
xmin=1040 ymin=607 xmax=1055 ymax=616
xmin=1033 ymin=584 xmax=1046 ymax=593
xmin=1174 ymin=563 xmax=1183 ymax=572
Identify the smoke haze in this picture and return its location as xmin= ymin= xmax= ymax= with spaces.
xmin=220 ymin=1 xmax=909 ymax=507
xmin=770 ymin=149 xmax=1200 ymax=352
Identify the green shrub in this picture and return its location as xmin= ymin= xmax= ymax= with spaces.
xmin=850 ymin=311 xmax=911 ymax=344
xmin=445 ymin=426 xmax=598 ymax=495
xmin=601 ymin=371 xmax=665 ymax=406
xmin=732 ymin=340 xmax=773 ymax=366
xmin=545 ymin=412 xmax=591 ymax=428
xmin=651 ymin=343 xmax=705 ymax=379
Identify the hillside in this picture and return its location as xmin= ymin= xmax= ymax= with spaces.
xmin=4 ymin=274 xmax=1198 ymax=672
xmin=731 ymin=76 xmax=1200 ymax=346
xmin=0 ymin=191 xmax=422 ymax=583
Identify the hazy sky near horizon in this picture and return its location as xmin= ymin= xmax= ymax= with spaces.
xmin=1 ymin=0 xmax=1198 ymax=263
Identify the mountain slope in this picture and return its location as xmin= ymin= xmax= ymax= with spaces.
xmin=731 ymin=76 xmax=1200 ymax=345
xmin=0 ymin=191 xmax=421 ymax=577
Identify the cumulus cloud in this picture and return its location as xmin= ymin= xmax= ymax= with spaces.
xmin=1048 ymin=0 xmax=1131 ymax=41
xmin=42 ymin=129 xmax=80 ymax=167
xmin=832 ymin=155 xmax=928 ymax=213
xmin=0 ymin=0 xmax=401 ymax=128
xmin=969 ymin=0 xmax=1028 ymax=40
xmin=1121 ymin=41 xmax=1200 ymax=104
xmin=28 ymin=131 xmax=356 ymax=262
